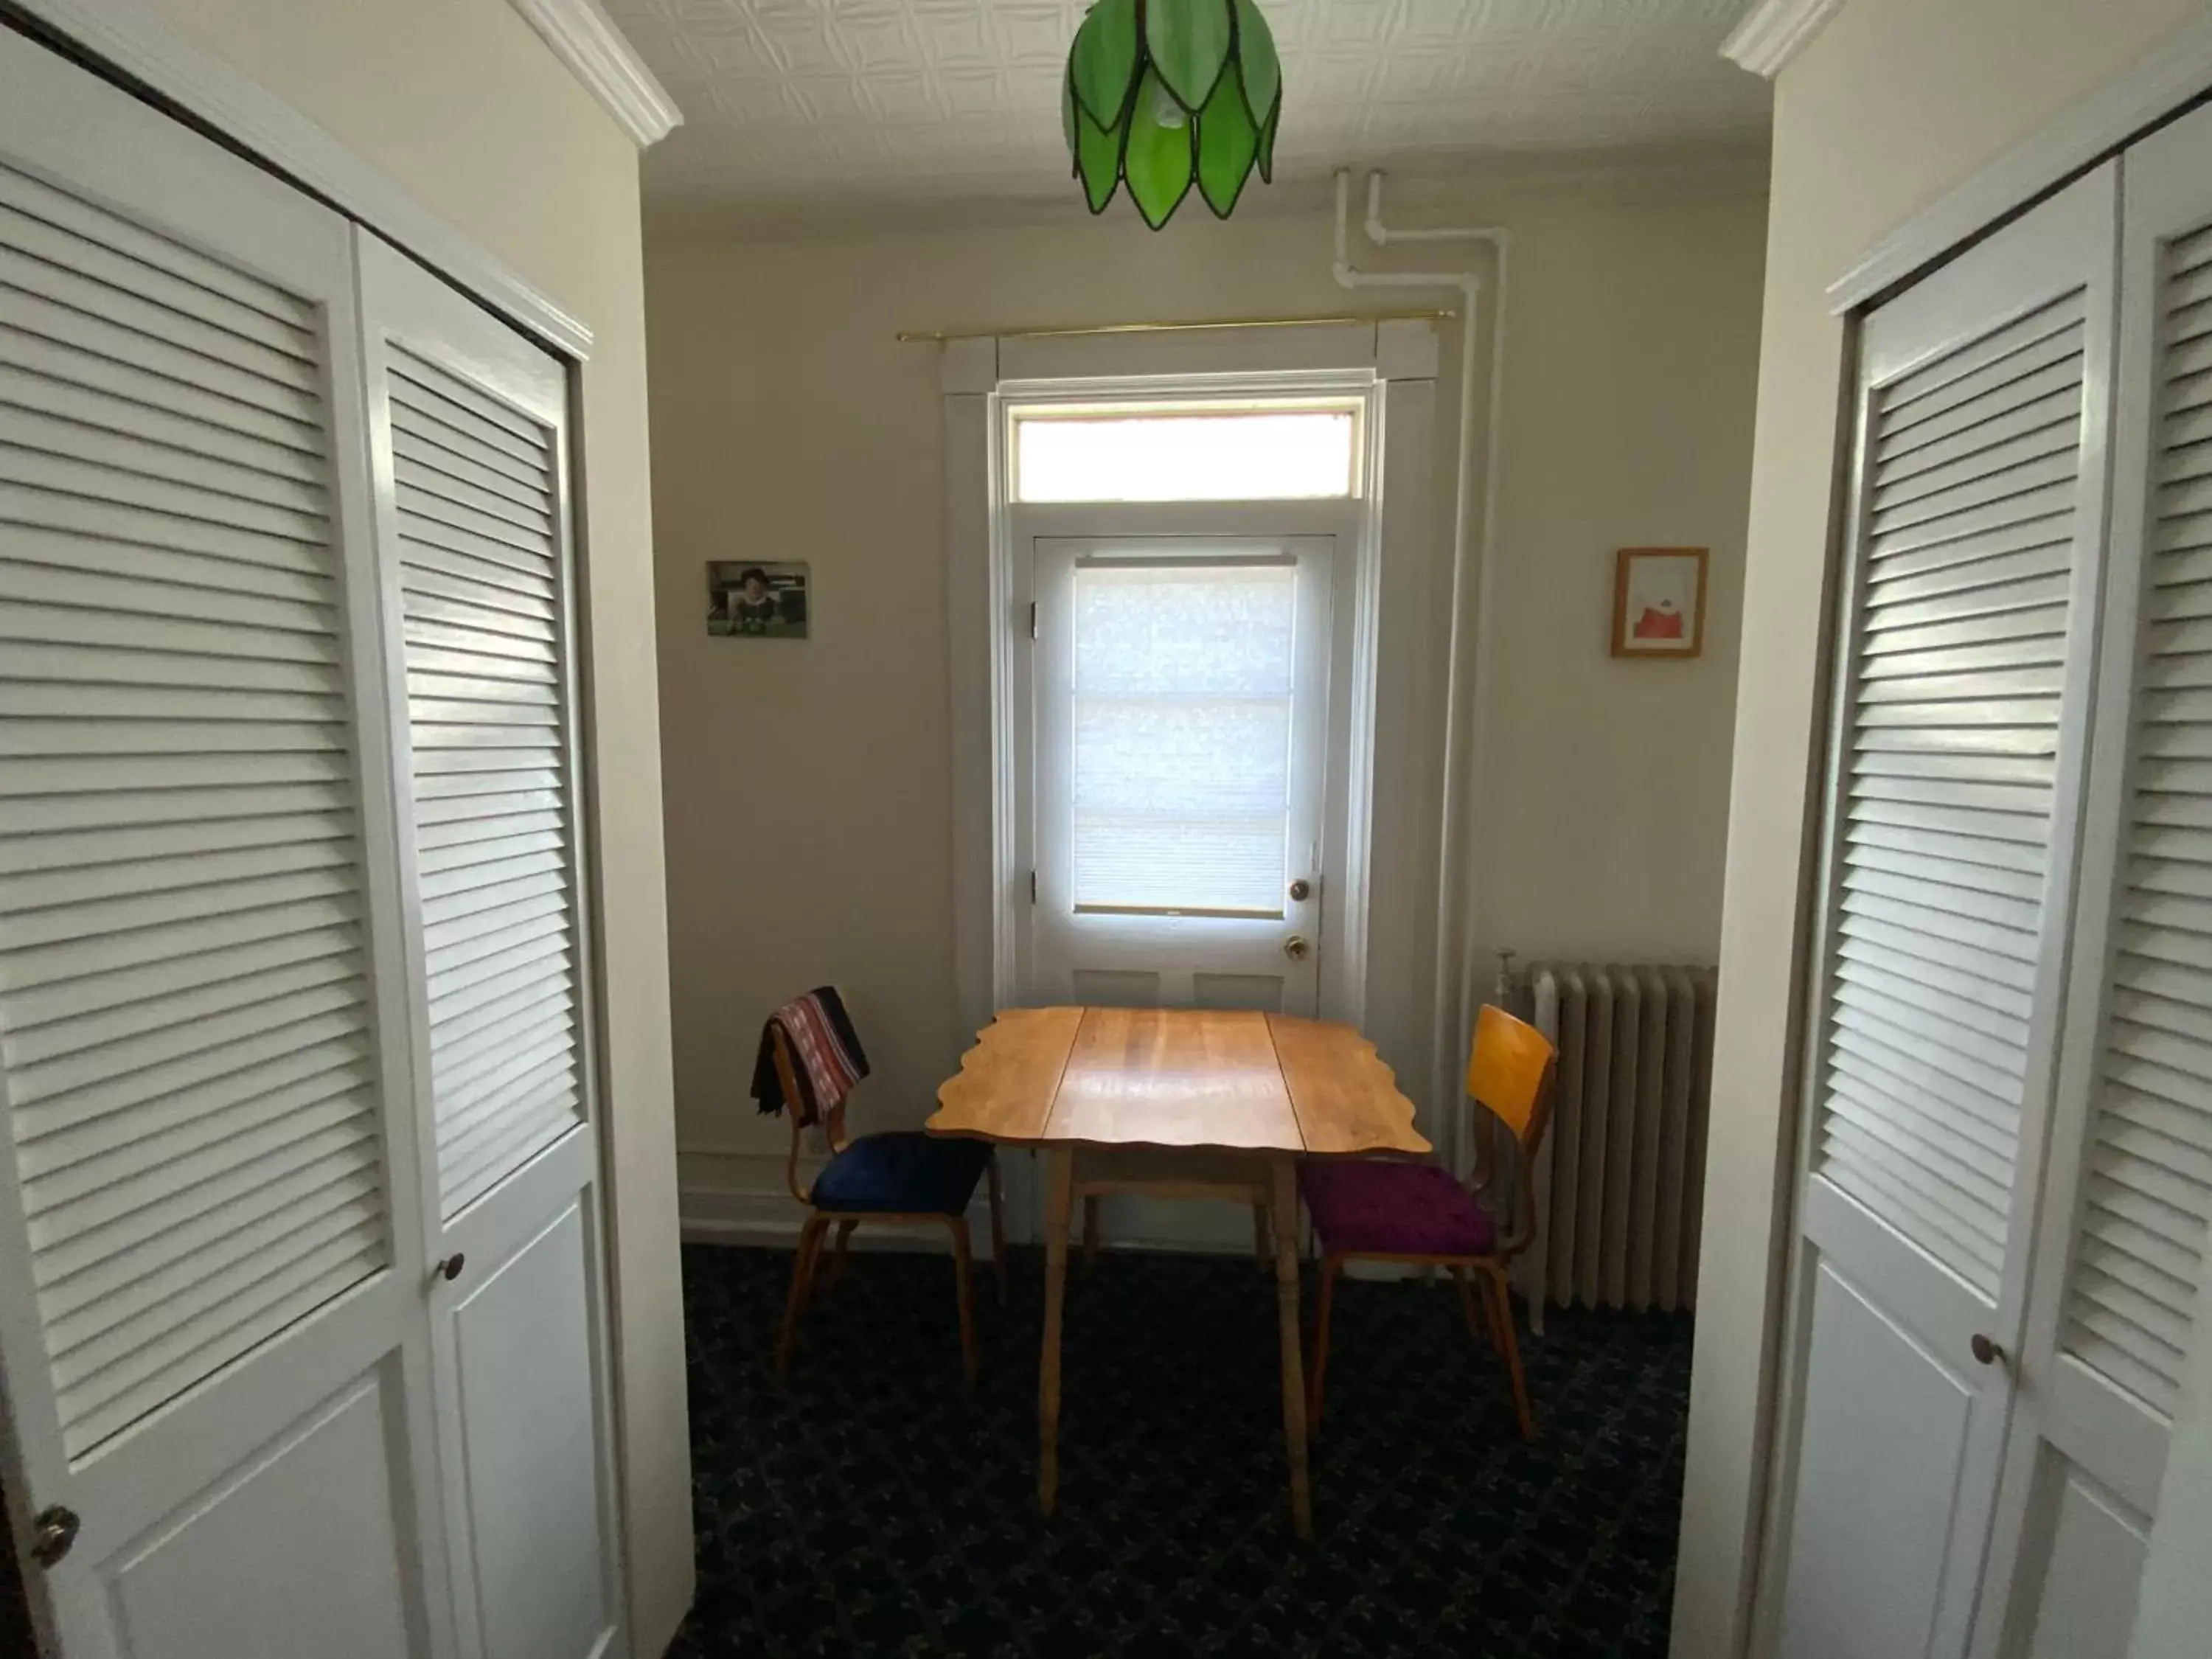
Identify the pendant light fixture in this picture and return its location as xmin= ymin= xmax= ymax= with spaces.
xmin=1062 ymin=0 xmax=1283 ymax=230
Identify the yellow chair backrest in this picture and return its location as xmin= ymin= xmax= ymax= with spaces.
xmin=1464 ymin=1004 xmax=1557 ymax=1150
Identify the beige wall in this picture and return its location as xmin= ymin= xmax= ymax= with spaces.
xmin=645 ymin=186 xmax=1765 ymax=1231
xmin=123 ymin=0 xmax=693 ymax=1648
xmin=1676 ymin=1 xmax=2210 ymax=1655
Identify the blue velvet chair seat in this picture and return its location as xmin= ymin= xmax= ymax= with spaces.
xmin=810 ymin=1132 xmax=992 ymax=1216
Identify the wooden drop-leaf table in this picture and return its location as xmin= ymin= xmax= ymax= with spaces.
xmin=927 ymin=1006 xmax=1429 ymax=1539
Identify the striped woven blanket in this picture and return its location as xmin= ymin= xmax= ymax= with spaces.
xmin=752 ymin=987 xmax=869 ymax=1127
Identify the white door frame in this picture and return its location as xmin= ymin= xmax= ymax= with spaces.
xmin=994 ymin=367 xmax=1387 ymax=1036
xmin=943 ymin=325 xmax=1441 ymax=1242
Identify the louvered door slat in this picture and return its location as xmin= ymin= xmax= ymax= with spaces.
xmin=1812 ymin=291 xmax=2093 ymax=1293
xmin=2057 ymin=219 xmax=2212 ymax=1416
xmin=386 ymin=345 xmax=582 ymax=1218
xmin=0 ymin=329 xmax=321 ymax=458
xmin=0 ymin=158 xmax=388 ymax=1459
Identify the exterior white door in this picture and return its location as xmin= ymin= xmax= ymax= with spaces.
xmin=1026 ymin=533 xmax=1335 ymax=1016
xmin=1975 ymin=100 xmax=2212 ymax=1659
xmin=0 ymin=35 xmax=452 ymax=1658
xmin=1763 ymin=167 xmax=2119 ymax=1659
xmin=355 ymin=237 xmax=625 ymax=1659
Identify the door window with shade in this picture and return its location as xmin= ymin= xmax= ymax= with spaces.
xmin=1069 ymin=556 xmax=1301 ymax=919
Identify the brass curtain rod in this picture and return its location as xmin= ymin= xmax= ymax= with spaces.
xmin=894 ymin=307 xmax=1455 ymax=344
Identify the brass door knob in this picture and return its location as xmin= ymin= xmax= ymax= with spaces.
xmin=1289 ymin=878 xmax=1312 ymax=902
xmin=1970 ymin=1332 xmax=2006 ymax=1368
xmin=1284 ymin=936 xmax=1310 ymax=961
xmin=30 ymin=1504 xmax=80 ymax=1568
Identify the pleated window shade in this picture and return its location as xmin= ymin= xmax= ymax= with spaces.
xmin=2061 ymin=225 xmax=2212 ymax=1416
xmin=1070 ymin=560 xmax=1297 ymax=918
xmin=0 ymin=160 xmax=387 ymax=1457
xmin=389 ymin=347 xmax=585 ymax=1220
xmin=1815 ymin=290 xmax=2089 ymax=1297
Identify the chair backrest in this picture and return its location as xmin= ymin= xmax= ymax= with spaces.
xmin=770 ymin=1021 xmax=849 ymax=1206
xmin=1464 ymin=1004 xmax=1558 ymax=1259
xmin=1466 ymin=1004 xmax=1556 ymax=1150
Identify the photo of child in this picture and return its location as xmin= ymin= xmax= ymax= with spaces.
xmin=708 ymin=561 xmax=810 ymax=639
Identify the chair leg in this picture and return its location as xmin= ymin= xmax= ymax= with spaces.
xmin=987 ymin=1152 xmax=1008 ymax=1307
xmin=1082 ymin=1193 xmax=1102 ymax=1268
xmin=949 ymin=1219 xmax=979 ymax=1388
xmin=1483 ymin=1265 xmax=1536 ymax=1439
xmin=1253 ymin=1199 xmax=1273 ymax=1271
xmin=1309 ymin=1251 xmax=1342 ymax=1433
xmin=1451 ymin=1265 xmax=1492 ymax=1352
xmin=827 ymin=1219 xmax=858 ymax=1293
xmin=777 ymin=1216 xmax=828 ymax=1378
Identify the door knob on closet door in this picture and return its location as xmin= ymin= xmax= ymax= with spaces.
xmin=1969 ymin=1332 xmax=2006 ymax=1368
xmin=1284 ymin=936 xmax=1310 ymax=961
xmin=435 ymin=1253 xmax=466 ymax=1284
xmin=29 ymin=1505 xmax=79 ymax=1568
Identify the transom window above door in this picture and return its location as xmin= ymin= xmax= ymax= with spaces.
xmin=1009 ymin=399 xmax=1364 ymax=502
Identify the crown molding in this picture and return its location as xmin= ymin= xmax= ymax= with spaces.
xmin=507 ymin=0 xmax=681 ymax=150
xmin=1722 ymin=0 xmax=1845 ymax=80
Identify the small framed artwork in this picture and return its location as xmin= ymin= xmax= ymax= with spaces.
xmin=708 ymin=560 xmax=810 ymax=639
xmin=1612 ymin=547 xmax=1708 ymax=659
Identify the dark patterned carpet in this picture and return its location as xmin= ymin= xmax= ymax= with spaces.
xmin=669 ymin=1242 xmax=1691 ymax=1659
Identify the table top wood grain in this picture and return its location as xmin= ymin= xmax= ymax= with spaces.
xmin=929 ymin=1006 xmax=1429 ymax=1158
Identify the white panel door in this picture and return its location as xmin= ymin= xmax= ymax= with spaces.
xmin=0 ymin=32 xmax=450 ymax=1658
xmin=355 ymin=234 xmax=625 ymax=1659
xmin=1026 ymin=535 xmax=1335 ymax=1017
xmin=1978 ymin=101 xmax=2212 ymax=1656
xmin=1765 ymin=166 xmax=2119 ymax=1659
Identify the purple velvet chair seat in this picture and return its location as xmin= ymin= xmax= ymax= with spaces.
xmin=1299 ymin=1159 xmax=1499 ymax=1259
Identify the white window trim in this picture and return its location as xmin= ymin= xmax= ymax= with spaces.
xmin=943 ymin=325 xmax=1441 ymax=1241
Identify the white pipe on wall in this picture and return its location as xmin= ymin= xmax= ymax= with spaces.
xmin=1330 ymin=170 xmax=1511 ymax=1180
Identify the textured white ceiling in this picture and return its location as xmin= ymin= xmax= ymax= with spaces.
xmin=611 ymin=0 xmax=1770 ymax=211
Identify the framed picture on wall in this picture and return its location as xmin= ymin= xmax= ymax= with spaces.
xmin=708 ymin=560 xmax=810 ymax=639
xmin=1611 ymin=547 xmax=1708 ymax=659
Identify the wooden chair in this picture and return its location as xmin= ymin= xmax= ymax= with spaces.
xmin=1300 ymin=1004 xmax=1557 ymax=1439
xmin=770 ymin=1023 xmax=1006 ymax=1385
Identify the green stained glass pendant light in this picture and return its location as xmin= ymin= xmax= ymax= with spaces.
xmin=1063 ymin=0 xmax=1283 ymax=230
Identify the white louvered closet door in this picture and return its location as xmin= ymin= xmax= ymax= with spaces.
xmin=1764 ymin=168 xmax=2118 ymax=1659
xmin=1975 ymin=101 xmax=2212 ymax=1659
xmin=0 ymin=32 xmax=453 ymax=1659
xmin=356 ymin=235 xmax=623 ymax=1659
